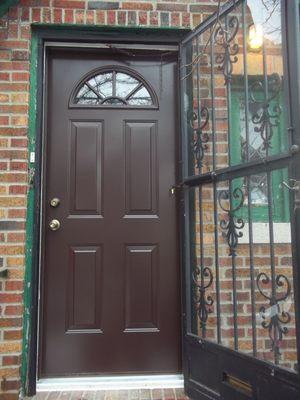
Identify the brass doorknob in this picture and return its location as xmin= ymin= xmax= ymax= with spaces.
xmin=49 ymin=219 xmax=60 ymax=231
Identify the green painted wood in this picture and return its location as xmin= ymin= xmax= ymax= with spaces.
xmin=21 ymin=30 xmax=38 ymax=397
xmin=0 ymin=0 xmax=19 ymax=18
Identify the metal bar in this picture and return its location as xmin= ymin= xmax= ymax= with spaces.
xmin=242 ymin=0 xmax=256 ymax=357
xmin=246 ymin=176 xmax=257 ymax=357
xmin=196 ymin=36 xmax=203 ymax=176
xmin=180 ymin=42 xmax=192 ymax=335
xmin=285 ymin=0 xmax=300 ymax=371
xmin=181 ymin=40 xmax=192 ymax=189
xmin=263 ymin=13 xmax=277 ymax=365
xmin=182 ymin=151 xmax=291 ymax=187
xmin=230 ymin=179 xmax=238 ymax=351
xmin=210 ymin=26 xmax=221 ymax=344
xmin=224 ymin=11 xmax=238 ymax=350
xmin=196 ymin=36 xmax=206 ymax=338
xmin=213 ymin=183 xmax=221 ymax=344
xmin=262 ymin=34 xmax=269 ymax=158
xmin=226 ymin=18 xmax=232 ymax=168
xmin=210 ymin=26 xmax=217 ymax=172
xmin=266 ymin=171 xmax=278 ymax=364
xmin=181 ymin=0 xmax=243 ymax=45
xmin=242 ymin=2 xmax=250 ymax=162
xmin=198 ymin=185 xmax=205 ymax=338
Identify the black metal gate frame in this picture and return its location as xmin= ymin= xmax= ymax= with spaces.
xmin=179 ymin=0 xmax=300 ymax=397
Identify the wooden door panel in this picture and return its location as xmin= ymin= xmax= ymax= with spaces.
xmin=124 ymin=244 xmax=158 ymax=332
xmin=67 ymin=246 xmax=103 ymax=333
xmin=41 ymin=48 xmax=180 ymax=376
xmin=69 ymin=121 xmax=103 ymax=216
xmin=124 ymin=121 xmax=158 ymax=217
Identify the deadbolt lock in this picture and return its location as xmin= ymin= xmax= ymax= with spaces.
xmin=50 ymin=197 xmax=60 ymax=208
xmin=49 ymin=219 xmax=61 ymax=231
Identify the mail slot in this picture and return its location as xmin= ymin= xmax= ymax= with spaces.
xmin=223 ymin=372 xmax=253 ymax=397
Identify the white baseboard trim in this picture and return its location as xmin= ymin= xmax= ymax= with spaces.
xmin=37 ymin=374 xmax=184 ymax=391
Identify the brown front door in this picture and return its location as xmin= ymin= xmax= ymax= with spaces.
xmin=40 ymin=47 xmax=181 ymax=377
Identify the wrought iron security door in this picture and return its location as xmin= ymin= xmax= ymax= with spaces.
xmin=179 ymin=1 xmax=300 ymax=399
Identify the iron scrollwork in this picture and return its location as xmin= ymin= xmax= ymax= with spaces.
xmin=189 ymin=107 xmax=210 ymax=169
xmin=250 ymin=73 xmax=282 ymax=150
xmin=257 ymin=272 xmax=291 ymax=358
xmin=193 ymin=266 xmax=214 ymax=329
xmin=218 ymin=187 xmax=245 ymax=256
xmin=214 ymin=16 xmax=239 ymax=84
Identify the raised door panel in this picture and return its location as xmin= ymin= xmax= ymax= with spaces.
xmin=124 ymin=245 xmax=159 ymax=332
xmin=67 ymin=246 xmax=103 ymax=332
xmin=69 ymin=121 xmax=103 ymax=216
xmin=124 ymin=121 xmax=158 ymax=218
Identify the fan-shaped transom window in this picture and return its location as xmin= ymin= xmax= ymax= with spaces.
xmin=72 ymin=68 xmax=157 ymax=108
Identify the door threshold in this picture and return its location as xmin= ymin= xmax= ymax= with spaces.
xmin=37 ymin=374 xmax=184 ymax=391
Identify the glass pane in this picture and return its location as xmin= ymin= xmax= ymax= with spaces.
xmin=189 ymin=169 xmax=298 ymax=371
xmin=74 ymin=70 xmax=154 ymax=107
xmin=75 ymin=84 xmax=99 ymax=104
xmin=88 ymin=73 xmax=113 ymax=98
xmin=77 ymin=84 xmax=97 ymax=99
xmin=76 ymin=98 xmax=99 ymax=105
xmin=115 ymin=73 xmax=139 ymax=98
xmin=102 ymin=98 xmax=125 ymax=105
xmin=128 ymin=87 xmax=152 ymax=105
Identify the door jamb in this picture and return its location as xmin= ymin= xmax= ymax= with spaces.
xmin=22 ymin=25 xmax=190 ymax=397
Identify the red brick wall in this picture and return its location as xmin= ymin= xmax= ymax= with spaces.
xmin=0 ymin=1 xmax=217 ymax=398
xmin=1 ymin=1 xmax=295 ymax=398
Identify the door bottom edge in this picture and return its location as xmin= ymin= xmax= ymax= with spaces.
xmin=36 ymin=374 xmax=184 ymax=391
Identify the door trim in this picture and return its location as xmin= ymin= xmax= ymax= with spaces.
xmin=23 ymin=26 xmax=189 ymax=397
xmin=45 ymin=41 xmax=179 ymax=52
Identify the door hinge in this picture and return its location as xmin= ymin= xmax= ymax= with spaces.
xmin=169 ymin=183 xmax=184 ymax=195
xmin=281 ymin=179 xmax=300 ymax=211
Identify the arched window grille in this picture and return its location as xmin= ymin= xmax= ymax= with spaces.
xmin=71 ymin=67 xmax=158 ymax=108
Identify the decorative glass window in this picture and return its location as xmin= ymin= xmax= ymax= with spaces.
xmin=231 ymin=81 xmax=289 ymax=223
xmin=71 ymin=68 xmax=157 ymax=108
